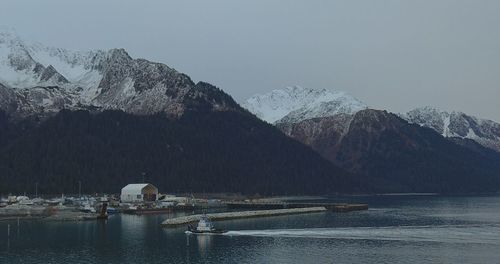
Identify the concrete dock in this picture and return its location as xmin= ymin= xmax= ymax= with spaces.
xmin=161 ymin=207 xmax=327 ymax=227
xmin=225 ymin=201 xmax=368 ymax=212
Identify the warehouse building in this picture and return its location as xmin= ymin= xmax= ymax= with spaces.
xmin=120 ymin=183 xmax=158 ymax=203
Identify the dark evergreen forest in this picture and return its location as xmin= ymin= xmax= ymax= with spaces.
xmin=0 ymin=109 xmax=360 ymax=195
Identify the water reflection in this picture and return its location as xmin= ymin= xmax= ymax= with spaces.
xmin=120 ymin=214 xmax=147 ymax=244
xmin=1 ymin=195 xmax=500 ymax=264
xmin=196 ymin=235 xmax=213 ymax=256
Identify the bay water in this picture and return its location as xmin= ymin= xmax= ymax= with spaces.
xmin=1 ymin=195 xmax=500 ymax=263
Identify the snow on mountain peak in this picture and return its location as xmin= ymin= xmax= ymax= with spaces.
xmin=403 ymin=106 xmax=500 ymax=152
xmin=0 ymin=27 xmax=20 ymax=44
xmin=243 ymin=86 xmax=367 ymax=124
xmin=0 ymin=27 xmax=106 ymax=92
xmin=1 ymin=27 xmax=242 ymax=119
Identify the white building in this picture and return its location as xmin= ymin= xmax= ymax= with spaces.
xmin=120 ymin=183 xmax=158 ymax=203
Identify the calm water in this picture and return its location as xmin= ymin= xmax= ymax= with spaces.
xmin=1 ymin=195 xmax=500 ymax=264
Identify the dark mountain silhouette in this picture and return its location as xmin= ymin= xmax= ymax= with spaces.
xmin=278 ymin=109 xmax=500 ymax=193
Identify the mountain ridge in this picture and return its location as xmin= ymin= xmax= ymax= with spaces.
xmin=246 ymin=86 xmax=500 ymax=152
xmin=0 ymin=28 xmax=361 ymax=195
xmin=246 ymin=87 xmax=500 ymax=192
xmin=0 ymin=28 xmax=238 ymax=119
xmin=277 ymin=109 xmax=500 ymax=193
xmin=243 ymin=85 xmax=367 ymax=124
xmin=401 ymin=106 xmax=500 ymax=152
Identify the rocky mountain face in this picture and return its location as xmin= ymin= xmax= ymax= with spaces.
xmin=278 ymin=109 xmax=500 ymax=192
xmin=401 ymin=107 xmax=500 ymax=152
xmin=0 ymin=28 xmax=360 ymax=195
xmin=0 ymin=28 xmax=237 ymax=119
xmin=248 ymin=87 xmax=500 ymax=193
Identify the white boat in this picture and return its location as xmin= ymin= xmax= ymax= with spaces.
xmin=8 ymin=196 xmax=17 ymax=203
xmin=47 ymin=194 xmax=66 ymax=206
xmin=99 ymin=196 xmax=109 ymax=202
xmin=0 ymin=197 xmax=8 ymax=207
xmin=185 ymin=215 xmax=225 ymax=234
xmin=18 ymin=199 xmax=34 ymax=206
xmin=79 ymin=202 xmax=96 ymax=213
xmin=31 ymin=198 xmax=44 ymax=205
xmin=47 ymin=199 xmax=62 ymax=206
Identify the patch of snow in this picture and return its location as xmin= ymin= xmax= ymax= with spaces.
xmin=120 ymin=77 xmax=136 ymax=97
xmin=41 ymin=98 xmax=53 ymax=107
xmin=243 ymin=86 xmax=367 ymax=124
xmin=403 ymin=106 xmax=500 ymax=152
xmin=78 ymin=70 xmax=104 ymax=102
xmin=466 ymin=128 xmax=477 ymax=139
xmin=27 ymin=43 xmax=104 ymax=82
xmin=0 ymin=41 xmax=38 ymax=88
xmin=443 ymin=115 xmax=451 ymax=137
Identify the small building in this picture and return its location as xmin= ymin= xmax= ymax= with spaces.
xmin=120 ymin=183 xmax=158 ymax=203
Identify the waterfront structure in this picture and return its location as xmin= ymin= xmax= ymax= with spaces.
xmin=120 ymin=183 xmax=158 ymax=203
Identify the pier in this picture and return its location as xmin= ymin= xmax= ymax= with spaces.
xmin=224 ymin=201 xmax=368 ymax=212
xmin=161 ymin=207 xmax=327 ymax=227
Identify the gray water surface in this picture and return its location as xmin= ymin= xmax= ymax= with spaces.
xmin=1 ymin=195 xmax=500 ymax=263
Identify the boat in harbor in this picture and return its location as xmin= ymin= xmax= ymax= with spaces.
xmin=18 ymin=199 xmax=34 ymax=206
xmin=0 ymin=199 xmax=7 ymax=207
xmin=106 ymin=207 xmax=119 ymax=214
xmin=185 ymin=215 xmax=225 ymax=234
xmin=79 ymin=202 xmax=96 ymax=213
xmin=47 ymin=195 xmax=65 ymax=206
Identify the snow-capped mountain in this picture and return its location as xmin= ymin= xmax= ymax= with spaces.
xmin=243 ymin=86 xmax=367 ymax=124
xmin=0 ymin=28 xmax=361 ymax=196
xmin=402 ymin=107 xmax=500 ymax=152
xmin=249 ymin=87 xmax=500 ymax=192
xmin=0 ymin=27 xmax=105 ymax=92
xmin=0 ymin=27 xmax=237 ymax=118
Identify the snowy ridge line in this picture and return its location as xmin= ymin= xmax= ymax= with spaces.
xmin=402 ymin=106 xmax=500 ymax=152
xmin=1 ymin=27 xmax=236 ymax=118
xmin=244 ymin=85 xmax=500 ymax=151
xmin=243 ymin=85 xmax=367 ymax=124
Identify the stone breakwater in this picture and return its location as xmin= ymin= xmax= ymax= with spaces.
xmin=161 ymin=207 xmax=327 ymax=227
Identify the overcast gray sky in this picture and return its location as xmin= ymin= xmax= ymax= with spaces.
xmin=1 ymin=0 xmax=499 ymax=121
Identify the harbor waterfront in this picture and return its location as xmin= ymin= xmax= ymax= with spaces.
xmin=0 ymin=189 xmax=368 ymax=222
xmin=1 ymin=195 xmax=500 ymax=264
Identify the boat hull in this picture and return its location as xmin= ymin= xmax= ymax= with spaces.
xmin=185 ymin=229 xmax=226 ymax=235
xmin=186 ymin=225 xmax=225 ymax=235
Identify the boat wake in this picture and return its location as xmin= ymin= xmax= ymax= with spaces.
xmin=224 ymin=224 xmax=500 ymax=244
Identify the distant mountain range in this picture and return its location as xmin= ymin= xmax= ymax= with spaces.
xmin=245 ymin=86 xmax=500 ymax=193
xmin=243 ymin=86 xmax=367 ymax=124
xmin=1 ymin=27 xmax=499 ymax=195
xmin=0 ymin=27 xmax=236 ymax=119
xmin=402 ymin=107 xmax=500 ymax=152
xmin=0 ymin=27 xmax=359 ymax=195
xmin=245 ymin=86 xmax=500 ymax=152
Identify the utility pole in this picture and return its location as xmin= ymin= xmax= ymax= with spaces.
xmin=78 ymin=181 xmax=81 ymax=198
xmin=35 ymin=182 xmax=38 ymax=198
